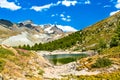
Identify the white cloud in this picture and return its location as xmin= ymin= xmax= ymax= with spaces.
xmin=56 ymin=25 xmax=77 ymax=32
xmin=61 ymin=17 xmax=71 ymax=22
xmin=31 ymin=0 xmax=92 ymax=11
xmin=115 ymin=4 xmax=120 ymax=8
xmin=115 ymin=0 xmax=120 ymax=9
xmin=31 ymin=1 xmax=61 ymax=12
xmin=60 ymin=14 xmax=64 ymax=17
xmin=61 ymin=0 xmax=77 ymax=7
xmin=67 ymin=15 xmax=71 ymax=18
xmin=56 ymin=1 xmax=61 ymax=5
xmin=117 ymin=0 xmax=120 ymax=3
xmin=85 ymin=0 xmax=91 ymax=4
xmin=51 ymin=14 xmax=58 ymax=17
xmin=31 ymin=3 xmax=53 ymax=12
xmin=60 ymin=13 xmax=71 ymax=22
xmin=61 ymin=17 xmax=67 ymax=21
xmin=51 ymin=14 xmax=55 ymax=17
xmin=0 ymin=0 xmax=21 ymax=10
xmin=66 ymin=19 xmax=71 ymax=22
xmin=103 ymin=5 xmax=111 ymax=8
xmin=110 ymin=10 xmax=120 ymax=16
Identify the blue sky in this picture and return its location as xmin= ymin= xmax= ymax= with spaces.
xmin=0 ymin=0 xmax=120 ymax=31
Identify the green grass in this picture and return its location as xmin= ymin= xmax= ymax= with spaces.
xmin=0 ymin=47 xmax=14 ymax=72
xmin=60 ymin=71 xmax=120 ymax=80
xmin=0 ymin=59 xmax=5 ymax=72
xmin=0 ymin=47 xmax=14 ymax=58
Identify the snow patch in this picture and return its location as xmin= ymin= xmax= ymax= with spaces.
xmin=44 ymin=26 xmax=54 ymax=33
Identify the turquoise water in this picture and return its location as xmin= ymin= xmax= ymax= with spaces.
xmin=44 ymin=54 xmax=88 ymax=65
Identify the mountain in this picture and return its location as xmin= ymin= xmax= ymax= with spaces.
xmin=0 ymin=20 xmax=69 ymax=46
xmin=28 ymin=11 xmax=120 ymax=51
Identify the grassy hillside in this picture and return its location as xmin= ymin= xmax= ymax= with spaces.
xmin=58 ymin=45 xmax=120 ymax=80
xmin=0 ymin=45 xmax=48 ymax=80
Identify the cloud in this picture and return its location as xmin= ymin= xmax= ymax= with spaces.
xmin=110 ymin=10 xmax=120 ymax=16
xmin=31 ymin=1 xmax=61 ymax=12
xmin=31 ymin=0 xmax=92 ymax=11
xmin=51 ymin=14 xmax=55 ymax=17
xmin=51 ymin=14 xmax=58 ymax=17
xmin=84 ymin=0 xmax=91 ymax=4
xmin=115 ymin=0 xmax=120 ymax=8
xmin=60 ymin=14 xmax=64 ymax=17
xmin=0 ymin=0 xmax=21 ymax=10
xmin=103 ymin=5 xmax=111 ymax=8
xmin=61 ymin=0 xmax=77 ymax=7
xmin=30 ymin=1 xmax=77 ymax=12
xmin=61 ymin=18 xmax=71 ymax=22
xmin=60 ymin=13 xmax=71 ymax=22
xmin=31 ymin=3 xmax=53 ymax=12
xmin=67 ymin=15 xmax=71 ymax=18
xmin=60 ymin=0 xmax=91 ymax=7
xmin=56 ymin=25 xmax=77 ymax=32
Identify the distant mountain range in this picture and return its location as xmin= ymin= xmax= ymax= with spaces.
xmin=0 ymin=19 xmax=72 ymax=46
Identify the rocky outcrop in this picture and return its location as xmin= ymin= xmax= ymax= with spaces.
xmin=0 ymin=19 xmax=13 ymax=27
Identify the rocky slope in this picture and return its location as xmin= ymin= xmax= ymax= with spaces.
xmin=0 ymin=19 xmax=69 ymax=46
xmin=0 ymin=45 xmax=50 ymax=80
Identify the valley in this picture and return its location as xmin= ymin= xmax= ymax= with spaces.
xmin=0 ymin=11 xmax=120 ymax=80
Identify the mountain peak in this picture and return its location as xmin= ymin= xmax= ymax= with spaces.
xmin=0 ymin=19 xmax=13 ymax=27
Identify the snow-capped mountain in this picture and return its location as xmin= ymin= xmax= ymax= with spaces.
xmin=0 ymin=19 xmax=71 ymax=46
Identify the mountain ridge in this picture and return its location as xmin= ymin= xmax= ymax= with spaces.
xmin=0 ymin=19 xmax=73 ymax=46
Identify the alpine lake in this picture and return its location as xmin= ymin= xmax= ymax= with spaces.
xmin=43 ymin=53 xmax=88 ymax=65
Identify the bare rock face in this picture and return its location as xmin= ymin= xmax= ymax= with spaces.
xmin=0 ymin=19 xmax=13 ymax=27
xmin=43 ymin=24 xmax=64 ymax=34
xmin=50 ymin=25 xmax=63 ymax=34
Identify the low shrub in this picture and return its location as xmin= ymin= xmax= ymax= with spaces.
xmin=92 ymin=57 xmax=112 ymax=68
